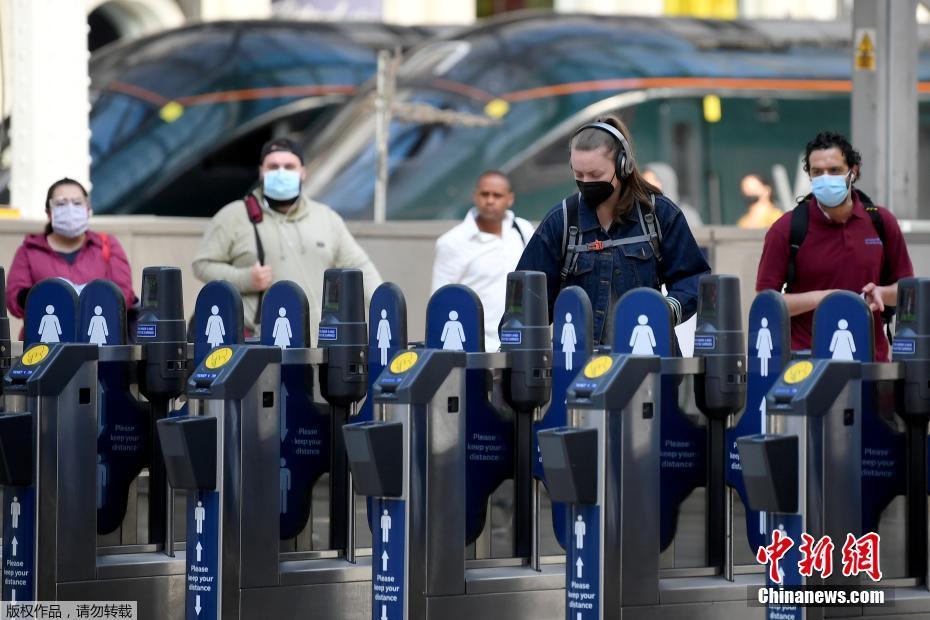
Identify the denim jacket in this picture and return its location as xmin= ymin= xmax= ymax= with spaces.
xmin=515 ymin=192 xmax=710 ymax=343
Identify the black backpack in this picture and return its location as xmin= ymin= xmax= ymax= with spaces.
xmin=558 ymin=192 xmax=662 ymax=287
xmin=785 ymin=189 xmax=896 ymax=337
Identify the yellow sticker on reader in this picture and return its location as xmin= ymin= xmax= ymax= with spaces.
xmin=205 ymin=346 xmax=233 ymax=370
xmin=784 ymin=360 xmax=814 ymax=384
xmin=583 ymin=355 xmax=613 ymax=379
xmin=390 ymin=351 xmax=419 ymax=374
xmin=22 ymin=344 xmax=50 ymax=366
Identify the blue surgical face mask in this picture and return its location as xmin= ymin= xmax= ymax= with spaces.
xmin=811 ymin=172 xmax=851 ymax=208
xmin=263 ymin=169 xmax=301 ymax=201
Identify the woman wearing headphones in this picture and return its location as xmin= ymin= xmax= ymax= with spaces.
xmin=516 ymin=116 xmax=710 ymax=344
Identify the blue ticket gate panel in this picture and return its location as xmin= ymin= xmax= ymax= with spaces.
xmin=728 ymin=291 xmax=791 ymax=562
xmin=24 ymin=278 xmax=79 ymax=346
xmin=361 ymin=283 xmax=408 ymax=425
xmin=259 ymin=280 xmax=328 ymax=544
xmin=78 ymin=280 xmax=148 ymax=537
xmin=425 ymin=283 xmax=514 ymax=559
xmin=613 ymin=287 xmax=697 ymax=561
xmin=361 ymin=283 xmax=408 ymax=533
xmin=534 ymin=286 xmax=593 ymax=551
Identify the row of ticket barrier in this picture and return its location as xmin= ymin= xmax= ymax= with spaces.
xmin=0 ymin=265 xmax=927 ymax=620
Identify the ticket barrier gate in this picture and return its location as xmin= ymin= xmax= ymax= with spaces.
xmin=345 ymin=271 xmax=563 ymax=620
xmin=738 ymin=316 xmax=866 ymax=620
xmin=0 ymin=267 xmax=188 ymax=615
xmin=538 ymin=277 xmax=757 ymax=620
xmin=892 ymin=277 xmax=930 ymax=605
xmin=738 ymin=282 xmax=930 ymax=619
xmin=539 ymin=336 xmax=663 ymax=619
xmin=158 ymin=269 xmax=372 ymax=619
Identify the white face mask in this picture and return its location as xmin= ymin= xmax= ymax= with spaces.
xmin=50 ymin=203 xmax=89 ymax=238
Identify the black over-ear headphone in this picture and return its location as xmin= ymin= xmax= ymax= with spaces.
xmin=572 ymin=121 xmax=634 ymax=180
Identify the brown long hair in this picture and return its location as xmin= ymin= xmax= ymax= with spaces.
xmin=570 ymin=115 xmax=660 ymax=220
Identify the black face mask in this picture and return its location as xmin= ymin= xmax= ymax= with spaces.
xmin=576 ymin=175 xmax=616 ymax=208
xmin=743 ymin=193 xmax=761 ymax=206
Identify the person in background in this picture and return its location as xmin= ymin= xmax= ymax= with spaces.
xmin=755 ymin=131 xmax=913 ymax=362
xmin=6 ymin=178 xmax=137 ymax=331
xmin=517 ymin=116 xmax=710 ymax=345
xmin=431 ymin=171 xmax=534 ymax=351
xmin=737 ymin=173 xmax=783 ymax=229
xmin=642 ymin=162 xmax=704 ymax=230
xmin=193 ymin=138 xmax=382 ymax=338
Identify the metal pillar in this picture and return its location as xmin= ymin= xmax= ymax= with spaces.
xmin=851 ymin=0 xmax=920 ymax=219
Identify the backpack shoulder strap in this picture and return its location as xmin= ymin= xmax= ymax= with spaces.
xmin=857 ymin=190 xmax=896 ymax=338
xmin=854 ymin=189 xmax=888 ymax=281
xmin=785 ymin=199 xmax=810 ymax=292
xmin=559 ymin=193 xmax=581 ymax=288
xmin=639 ymin=193 xmax=662 ymax=263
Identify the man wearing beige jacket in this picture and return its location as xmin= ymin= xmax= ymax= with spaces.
xmin=193 ymin=138 xmax=382 ymax=339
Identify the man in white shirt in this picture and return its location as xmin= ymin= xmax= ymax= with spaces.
xmin=431 ymin=171 xmax=535 ymax=351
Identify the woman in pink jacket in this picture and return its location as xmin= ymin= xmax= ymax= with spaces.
xmin=5 ymin=178 xmax=137 ymax=324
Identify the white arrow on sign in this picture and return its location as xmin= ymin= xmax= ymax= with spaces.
xmin=10 ymin=589 xmax=15 ymax=603
xmin=195 ymin=594 xmax=202 ymax=616
xmin=576 ymin=557 xmax=584 ymax=579
xmin=381 ymin=604 xmax=388 ymax=620
xmin=196 ymin=541 xmax=203 ymax=562
xmin=577 ymin=613 xmax=582 ymax=620
xmin=382 ymin=550 xmax=389 ymax=572
xmin=11 ymin=536 xmax=17 ymax=557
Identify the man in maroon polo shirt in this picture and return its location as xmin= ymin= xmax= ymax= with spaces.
xmin=756 ymin=131 xmax=913 ymax=362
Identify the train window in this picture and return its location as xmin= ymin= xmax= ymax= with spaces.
xmin=90 ymin=93 xmax=155 ymax=162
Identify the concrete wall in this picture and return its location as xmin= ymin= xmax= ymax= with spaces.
xmin=2 ymin=218 xmax=929 ymax=342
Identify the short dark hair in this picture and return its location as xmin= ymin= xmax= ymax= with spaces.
xmin=260 ymin=137 xmax=304 ymax=165
xmin=803 ymin=131 xmax=861 ymax=174
xmin=476 ymin=170 xmax=511 ymax=191
xmin=45 ymin=177 xmax=88 ymax=210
